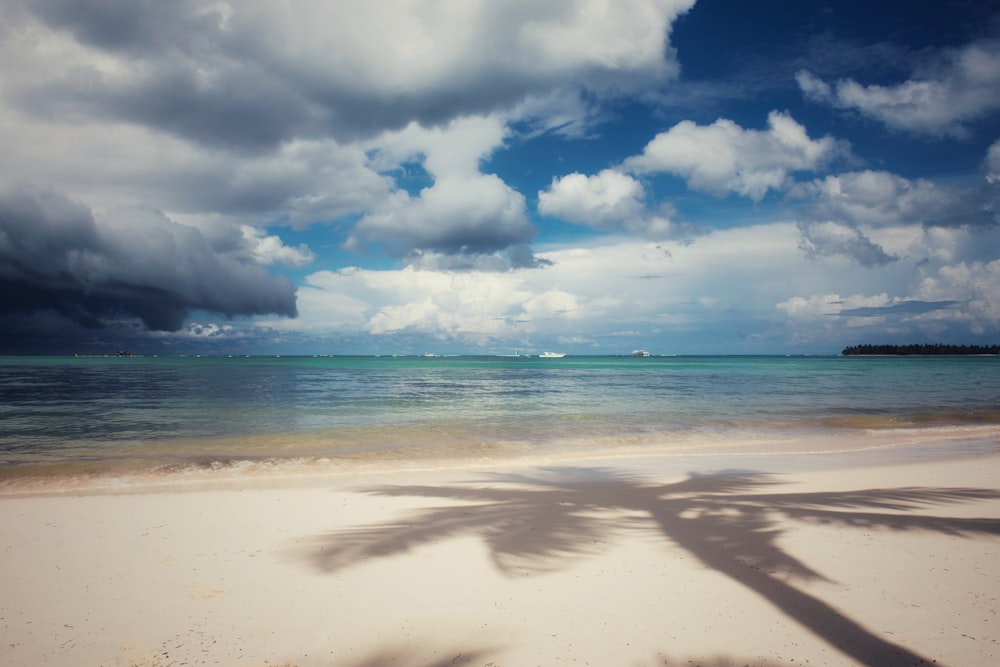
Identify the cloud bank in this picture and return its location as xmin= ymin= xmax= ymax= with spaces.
xmin=0 ymin=185 xmax=297 ymax=332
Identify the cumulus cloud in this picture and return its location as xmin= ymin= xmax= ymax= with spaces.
xmin=796 ymin=39 xmax=1000 ymax=137
xmin=778 ymin=223 xmax=1000 ymax=344
xmin=11 ymin=0 xmax=696 ymax=149
xmin=0 ymin=185 xmax=297 ymax=332
xmin=775 ymin=293 xmax=964 ymax=345
xmin=791 ymin=169 xmax=997 ymax=266
xmin=538 ymin=169 xmax=695 ymax=239
xmin=0 ymin=0 xmax=698 ymax=276
xmin=347 ymin=116 xmax=543 ymax=267
xmin=794 ymin=170 xmax=989 ymax=229
xmin=298 ymin=266 xmax=537 ymax=341
xmin=282 ymin=224 xmax=827 ymax=350
xmin=348 ymin=173 xmax=538 ymax=265
xmin=0 ymin=103 xmax=393 ymax=230
xmin=540 ymin=170 xmax=645 ymax=226
xmin=797 ymin=221 xmax=898 ymax=267
xmin=623 ymin=111 xmax=839 ymax=200
xmin=236 ymin=225 xmax=315 ymax=267
xmin=913 ymin=258 xmax=1000 ymax=334
xmin=273 ymin=220 xmax=1000 ymax=352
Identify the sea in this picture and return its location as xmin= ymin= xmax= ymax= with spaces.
xmin=1 ymin=354 xmax=998 ymax=489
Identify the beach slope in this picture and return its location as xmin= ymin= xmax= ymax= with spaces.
xmin=2 ymin=452 xmax=999 ymax=666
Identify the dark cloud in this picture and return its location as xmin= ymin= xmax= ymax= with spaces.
xmin=0 ymin=185 xmax=297 ymax=340
xmin=16 ymin=58 xmax=318 ymax=153
xmin=839 ymin=300 xmax=962 ymax=317
xmin=25 ymin=0 xmax=229 ymax=55
xmin=107 ymin=64 xmax=317 ymax=152
xmin=27 ymin=0 xmax=224 ymax=57
xmin=797 ymin=220 xmax=898 ymax=267
xmin=18 ymin=1 xmax=324 ymax=152
xmin=407 ymin=244 xmax=551 ymax=272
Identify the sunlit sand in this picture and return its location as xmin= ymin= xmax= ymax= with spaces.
xmin=2 ymin=437 xmax=998 ymax=666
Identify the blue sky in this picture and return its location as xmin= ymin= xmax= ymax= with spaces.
xmin=1 ymin=0 xmax=999 ymax=355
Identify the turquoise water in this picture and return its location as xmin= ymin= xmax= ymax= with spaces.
xmin=1 ymin=355 xmax=999 ymax=479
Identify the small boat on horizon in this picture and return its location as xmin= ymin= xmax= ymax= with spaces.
xmin=631 ymin=349 xmax=650 ymax=357
xmin=539 ymin=351 xmax=566 ymax=358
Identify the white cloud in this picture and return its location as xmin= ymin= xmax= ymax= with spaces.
xmin=347 ymin=116 xmax=542 ymax=265
xmin=348 ymin=173 xmax=536 ymax=261
xmin=0 ymin=103 xmax=393 ymax=230
xmin=233 ymin=0 xmax=696 ymax=108
xmin=522 ymin=289 xmax=585 ymax=321
xmin=238 ymin=225 xmax=315 ymax=267
xmin=791 ymin=169 xmax=996 ymax=265
xmin=914 ymin=259 xmax=1000 ymax=334
xmin=796 ymin=39 xmax=1000 ymax=137
xmin=793 ymin=170 xmax=967 ymax=228
xmin=539 ymin=169 xmax=643 ymax=223
xmin=0 ymin=0 xmax=696 ymax=279
xmin=270 ymin=218 xmax=1000 ymax=351
xmin=538 ymin=169 xmax=695 ymax=239
xmin=367 ymin=116 xmax=509 ymax=179
xmin=623 ymin=111 xmax=838 ymax=200
xmin=778 ymin=223 xmax=1000 ymax=343
xmin=282 ymin=224 xmax=823 ymax=347
xmin=7 ymin=0 xmax=697 ymax=149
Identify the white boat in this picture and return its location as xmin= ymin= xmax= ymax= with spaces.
xmin=631 ymin=349 xmax=650 ymax=357
xmin=539 ymin=351 xmax=566 ymax=358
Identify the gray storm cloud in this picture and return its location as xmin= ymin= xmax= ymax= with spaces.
xmin=0 ymin=185 xmax=297 ymax=331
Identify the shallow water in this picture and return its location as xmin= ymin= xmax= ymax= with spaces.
xmin=2 ymin=354 xmax=998 ymax=484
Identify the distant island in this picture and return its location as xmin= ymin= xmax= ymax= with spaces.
xmin=842 ymin=344 xmax=1000 ymax=356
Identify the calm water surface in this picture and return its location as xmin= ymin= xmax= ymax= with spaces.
xmin=2 ymin=355 xmax=999 ymax=480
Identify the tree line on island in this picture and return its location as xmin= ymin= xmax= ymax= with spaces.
xmin=842 ymin=343 xmax=1000 ymax=356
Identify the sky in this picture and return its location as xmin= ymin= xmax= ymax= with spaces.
xmin=1 ymin=0 xmax=999 ymax=356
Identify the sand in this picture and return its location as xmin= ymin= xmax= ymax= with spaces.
xmin=1 ymin=442 xmax=999 ymax=667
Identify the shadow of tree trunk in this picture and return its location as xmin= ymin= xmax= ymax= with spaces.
xmin=651 ymin=505 xmax=931 ymax=665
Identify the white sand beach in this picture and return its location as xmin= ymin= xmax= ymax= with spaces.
xmin=2 ymin=442 xmax=999 ymax=667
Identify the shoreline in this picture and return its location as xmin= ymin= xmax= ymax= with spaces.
xmin=2 ymin=431 xmax=999 ymax=666
xmin=2 ymin=423 xmax=998 ymax=497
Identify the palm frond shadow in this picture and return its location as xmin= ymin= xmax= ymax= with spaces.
xmin=341 ymin=645 xmax=490 ymax=667
xmin=299 ymin=467 xmax=1000 ymax=666
xmin=336 ymin=644 xmax=792 ymax=667
xmin=334 ymin=644 xmax=792 ymax=667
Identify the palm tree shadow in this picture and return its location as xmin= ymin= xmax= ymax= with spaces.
xmin=337 ymin=644 xmax=793 ymax=667
xmin=297 ymin=467 xmax=1000 ymax=665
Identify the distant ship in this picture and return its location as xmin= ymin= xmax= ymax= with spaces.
xmin=631 ymin=349 xmax=650 ymax=357
xmin=539 ymin=352 xmax=566 ymax=358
